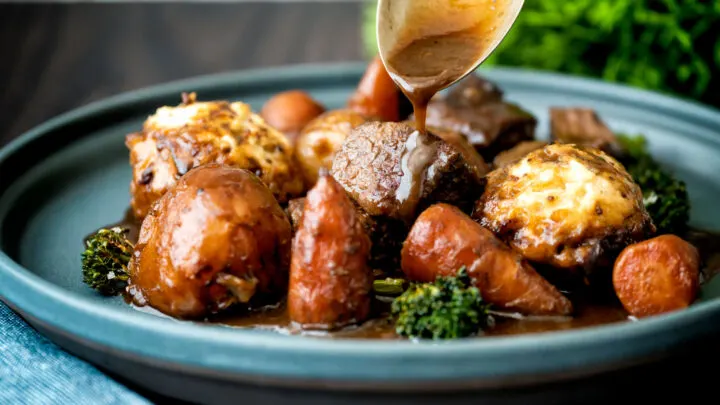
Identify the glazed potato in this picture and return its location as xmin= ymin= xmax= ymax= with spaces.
xmin=125 ymin=92 xmax=304 ymax=220
xmin=260 ymin=90 xmax=325 ymax=143
xmin=295 ymin=109 xmax=370 ymax=187
xmin=613 ymin=234 xmax=700 ymax=318
xmin=127 ymin=164 xmax=293 ymax=319
xmin=347 ymin=56 xmax=400 ymax=122
xmin=288 ymin=171 xmax=373 ymax=329
xmin=474 ymin=144 xmax=655 ymax=273
xmin=401 ymin=203 xmax=573 ymax=316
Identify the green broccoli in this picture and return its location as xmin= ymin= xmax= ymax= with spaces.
xmin=617 ymin=134 xmax=690 ymax=234
xmin=390 ymin=267 xmax=492 ymax=340
xmin=81 ymin=227 xmax=134 ymax=296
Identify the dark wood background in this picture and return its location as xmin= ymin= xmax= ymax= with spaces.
xmin=0 ymin=2 xmax=365 ymax=146
xmin=0 ymin=2 xmax=363 ymax=402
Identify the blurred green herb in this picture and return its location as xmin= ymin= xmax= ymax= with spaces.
xmin=362 ymin=0 xmax=720 ymax=107
xmin=617 ymin=134 xmax=690 ymax=234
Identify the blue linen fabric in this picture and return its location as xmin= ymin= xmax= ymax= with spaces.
xmin=0 ymin=302 xmax=151 ymax=405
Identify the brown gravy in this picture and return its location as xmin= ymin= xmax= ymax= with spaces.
xmin=382 ymin=0 xmax=509 ymax=134
xmin=381 ymin=0 xmax=502 ymax=220
xmin=101 ymin=207 xmax=719 ymax=339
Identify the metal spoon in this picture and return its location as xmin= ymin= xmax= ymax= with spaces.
xmin=376 ymin=0 xmax=524 ymax=92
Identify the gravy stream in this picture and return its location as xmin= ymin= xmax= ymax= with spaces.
xmin=384 ymin=0 xmax=500 ymax=219
xmin=383 ymin=0 xmax=508 ymax=134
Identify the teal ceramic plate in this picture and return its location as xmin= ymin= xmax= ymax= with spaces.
xmin=2 ymin=63 xmax=720 ymax=398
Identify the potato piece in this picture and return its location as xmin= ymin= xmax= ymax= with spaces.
xmin=295 ymin=109 xmax=370 ymax=187
xmin=613 ymin=234 xmax=700 ymax=318
xmin=260 ymin=90 xmax=325 ymax=143
xmin=347 ymin=56 xmax=400 ymax=122
xmin=288 ymin=171 xmax=373 ymax=329
xmin=401 ymin=203 xmax=573 ymax=316
xmin=127 ymin=164 xmax=292 ymax=319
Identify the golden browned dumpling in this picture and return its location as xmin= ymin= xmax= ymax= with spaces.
xmin=125 ymin=92 xmax=304 ymax=219
xmin=473 ymin=143 xmax=655 ymax=273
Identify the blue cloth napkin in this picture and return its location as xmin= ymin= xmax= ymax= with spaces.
xmin=0 ymin=302 xmax=151 ymax=405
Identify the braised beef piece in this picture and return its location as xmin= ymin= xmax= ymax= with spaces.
xmin=549 ymin=108 xmax=623 ymax=157
xmin=331 ymin=121 xmax=488 ymax=223
xmin=330 ymin=121 xmax=489 ymax=269
xmin=413 ymin=75 xmax=537 ymax=160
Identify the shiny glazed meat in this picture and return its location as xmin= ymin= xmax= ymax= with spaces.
xmin=331 ymin=121 xmax=488 ymax=224
xmin=550 ymin=108 xmax=623 ymax=157
xmin=288 ymin=172 xmax=372 ymax=329
xmin=401 ymin=203 xmax=573 ymax=316
xmin=125 ymin=92 xmax=304 ymax=219
xmin=127 ymin=164 xmax=293 ymax=319
xmin=474 ymin=144 xmax=655 ymax=273
xmin=414 ymin=75 xmax=536 ymax=159
xmin=295 ymin=109 xmax=371 ymax=188
xmin=613 ymin=234 xmax=700 ymax=318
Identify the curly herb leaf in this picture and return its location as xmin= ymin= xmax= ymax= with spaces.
xmin=391 ymin=267 xmax=492 ymax=340
xmin=81 ymin=227 xmax=134 ymax=296
xmin=617 ymin=134 xmax=690 ymax=234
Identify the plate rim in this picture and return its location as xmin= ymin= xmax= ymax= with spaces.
xmin=2 ymin=61 xmax=720 ymax=386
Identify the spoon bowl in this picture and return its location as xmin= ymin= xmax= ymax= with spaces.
xmin=376 ymin=0 xmax=525 ymax=93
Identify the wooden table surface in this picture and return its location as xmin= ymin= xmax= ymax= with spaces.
xmin=0 ymin=2 xmax=365 ymax=146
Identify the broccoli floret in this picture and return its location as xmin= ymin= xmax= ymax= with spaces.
xmin=390 ymin=267 xmax=492 ymax=340
xmin=81 ymin=227 xmax=134 ymax=296
xmin=617 ymin=134 xmax=690 ymax=234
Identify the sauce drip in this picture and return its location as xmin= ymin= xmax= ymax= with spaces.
xmin=395 ymin=130 xmax=437 ymax=221
xmin=381 ymin=0 xmax=503 ymax=219
xmin=382 ymin=0 xmax=510 ymax=134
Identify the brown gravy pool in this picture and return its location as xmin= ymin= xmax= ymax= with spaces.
xmin=100 ymin=210 xmax=720 ymax=340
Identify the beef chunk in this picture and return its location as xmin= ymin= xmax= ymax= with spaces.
xmin=331 ymin=121 xmax=488 ymax=223
xmin=413 ymin=75 xmax=537 ymax=160
xmin=549 ymin=108 xmax=623 ymax=157
xmin=330 ymin=121 xmax=489 ymax=269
